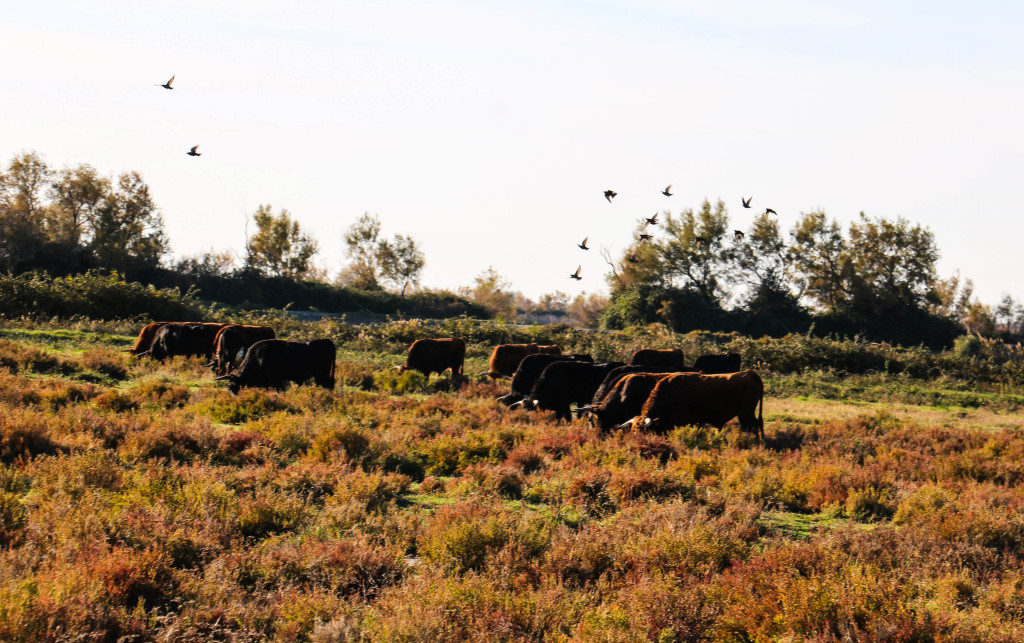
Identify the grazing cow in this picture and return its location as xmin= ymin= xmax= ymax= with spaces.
xmin=630 ymin=370 xmax=764 ymax=438
xmin=582 ymin=372 xmax=673 ymax=431
xmin=142 ymin=323 xmax=229 ymax=361
xmin=485 ymin=343 xmax=562 ymax=379
xmin=400 ymin=338 xmax=465 ymax=380
xmin=126 ymin=322 xmax=171 ymax=355
xmin=210 ymin=324 xmax=277 ymax=375
xmin=216 ymin=338 xmax=336 ymax=394
xmin=628 ymin=348 xmax=687 ymax=370
xmin=497 ymin=353 xmax=593 ymax=406
xmin=590 ymin=364 xmax=697 ymax=405
xmin=518 ymin=361 xmax=626 ymax=422
xmin=693 ymin=353 xmax=742 ymax=374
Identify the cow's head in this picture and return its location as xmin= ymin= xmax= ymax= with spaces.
xmin=214 ymin=374 xmax=241 ymax=395
xmin=509 ymin=397 xmax=538 ymax=411
xmin=574 ymin=405 xmax=603 ymax=429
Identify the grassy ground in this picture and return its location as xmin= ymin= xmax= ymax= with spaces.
xmin=2 ymin=325 xmax=1024 ymax=640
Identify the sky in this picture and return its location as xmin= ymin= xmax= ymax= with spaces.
xmin=3 ymin=0 xmax=1023 ymax=304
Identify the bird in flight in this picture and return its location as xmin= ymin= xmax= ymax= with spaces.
xmin=604 ymin=190 xmax=617 ymax=203
xmin=578 ymin=237 xmax=589 ymax=250
xmin=187 ymin=145 xmax=201 ymax=157
xmin=695 ymin=236 xmax=707 ymax=248
xmin=734 ymin=230 xmax=745 ymax=241
xmin=662 ymin=184 xmax=673 ymax=197
xmin=644 ymin=213 xmax=658 ymax=227
xmin=569 ymin=265 xmax=582 ymax=280
xmin=158 ymin=75 xmax=175 ymax=90
xmin=638 ymin=233 xmax=653 ymax=242
xmin=742 ymin=196 xmax=752 ymax=208
xmin=765 ymin=208 xmax=777 ymax=216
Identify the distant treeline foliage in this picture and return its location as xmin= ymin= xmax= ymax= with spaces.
xmin=0 ymin=272 xmax=207 ymax=321
xmin=600 ymin=199 xmax=983 ymax=348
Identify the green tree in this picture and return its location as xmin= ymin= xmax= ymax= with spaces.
xmin=376 ymin=233 xmax=425 ymax=295
xmin=245 ymin=204 xmax=319 ymax=279
xmin=790 ymin=211 xmax=850 ymax=312
xmin=0 ymin=152 xmax=51 ymax=271
xmin=49 ymin=163 xmax=110 ymax=249
xmin=845 ymin=213 xmax=939 ymax=313
xmin=85 ymin=171 xmax=170 ymax=275
xmin=341 ymin=212 xmax=383 ymax=289
xmin=657 ymin=199 xmax=733 ymax=305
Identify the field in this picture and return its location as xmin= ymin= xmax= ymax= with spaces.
xmin=3 ymin=319 xmax=1024 ymax=641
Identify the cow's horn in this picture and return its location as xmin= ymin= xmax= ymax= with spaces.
xmin=613 ymin=418 xmax=635 ymax=431
xmin=135 ymin=350 xmax=151 ymax=357
xmin=213 ymin=374 xmax=231 ymax=381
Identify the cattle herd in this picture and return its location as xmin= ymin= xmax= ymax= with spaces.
xmin=126 ymin=324 xmax=763 ymax=438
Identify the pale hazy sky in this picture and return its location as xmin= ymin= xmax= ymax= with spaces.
xmin=4 ymin=1 xmax=1023 ymax=303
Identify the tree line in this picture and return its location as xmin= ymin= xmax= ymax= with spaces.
xmin=3 ymin=151 xmax=1019 ymax=347
xmin=595 ymin=199 xmax=1010 ymax=348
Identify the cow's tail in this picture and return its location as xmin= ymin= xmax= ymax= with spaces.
xmin=757 ymin=380 xmax=765 ymax=440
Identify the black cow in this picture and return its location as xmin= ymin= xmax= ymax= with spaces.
xmin=215 ymin=339 xmax=336 ymax=394
xmin=628 ymin=348 xmax=687 ymax=370
xmin=147 ymin=323 xmax=226 ymax=362
xmin=693 ymin=353 xmax=742 ymax=374
xmin=590 ymin=364 xmax=697 ymax=404
xmin=520 ymin=361 xmax=625 ymax=422
xmin=497 ymin=353 xmax=593 ymax=407
xmin=582 ymin=372 xmax=673 ymax=431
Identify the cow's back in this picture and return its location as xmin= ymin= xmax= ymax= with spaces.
xmin=628 ymin=348 xmax=686 ymax=370
xmin=693 ymin=353 xmax=742 ymax=374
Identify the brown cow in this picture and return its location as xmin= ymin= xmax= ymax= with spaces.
xmin=630 ymin=370 xmax=764 ymax=438
xmin=485 ymin=343 xmax=562 ymax=379
xmin=628 ymin=348 xmax=686 ymax=370
xmin=581 ymin=372 xmax=673 ymax=431
xmin=210 ymin=324 xmax=277 ymax=375
xmin=126 ymin=322 xmax=171 ymax=354
xmin=400 ymin=338 xmax=465 ymax=380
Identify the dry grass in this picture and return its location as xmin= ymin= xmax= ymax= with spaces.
xmin=2 ymin=325 xmax=1024 ymax=640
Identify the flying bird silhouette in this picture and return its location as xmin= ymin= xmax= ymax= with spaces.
xmin=734 ymin=230 xmax=745 ymax=241
xmin=569 ymin=265 xmax=582 ymax=281
xmin=644 ymin=213 xmax=658 ymax=227
xmin=742 ymin=196 xmax=752 ymax=208
xmin=604 ymin=190 xmax=617 ymax=203
xmin=578 ymin=237 xmax=589 ymax=250
xmin=158 ymin=74 xmax=175 ymax=90
xmin=638 ymin=233 xmax=653 ymax=242
xmin=187 ymin=145 xmax=201 ymax=157
xmin=765 ymin=208 xmax=777 ymax=216
xmin=662 ymin=184 xmax=672 ymax=197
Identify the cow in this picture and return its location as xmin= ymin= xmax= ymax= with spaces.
xmin=516 ymin=361 xmax=626 ymax=422
xmin=485 ymin=343 xmax=552 ymax=379
xmin=580 ymin=372 xmax=674 ymax=431
xmin=139 ymin=323 xmax=229 ymax=361
xmin=497 ymin=353 xmax=593 ymax=407
xmin=590 ymin=363 xmax=697 ymax=405
xmin=126 ymin=322 xmax=171 ymax=355
xmin=209 ymin=324 xmax=277 ymax=375
xmin=400 ymin=338 xmax=465 ymax=381
xmin=628 ymin=370 xmax=764 ymax=438
xmin=628 ymin=348 xmax=687 ymax=370
xmin=693 ymin=353 xmax=742 ymax=374
xmin=215 ymin=338 xmax=336 ymax=394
